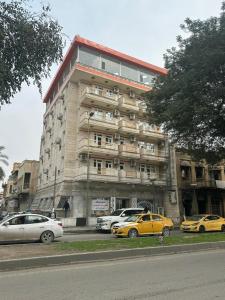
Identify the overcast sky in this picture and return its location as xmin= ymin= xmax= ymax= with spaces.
xmin=0 ymin=0 xmax=223 ymax=184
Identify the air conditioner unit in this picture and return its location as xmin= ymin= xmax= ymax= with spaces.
xmin=46 ymin=127 xmax=52 ymax=133
xmin=113 ymin=158 xmax=120 ymax=165
xmin=113 ymin=109 xmax=120 ymax=117
xmin=129 ymin=113 xmax=136 ymax=120
xmin=57 ymin=113 xmax=63 ymax=121
xmin=80 ymin=153 xmax=88 ymax=161
xmin=45 ymin=148 xmax=50 ymax=154
xmin=129 ymin=90 xmax=135 ymax=98
xmin=43 ymin=169 xmax=49 ymax=174
xmin=40 ymin=155 xmax=43 ymax=161
xmin=130 ymin=160 xmax=137 ymax=168
xmin=58 ymin=94 xmax=64 ymax=101
xmin=114 ymin=133 xmax=120 ymax=140
xmin=130 ymin=136 xmax=136 ymax=143
xmin=55 ymin=137 xmax=61 ymax=145
xmin=112 ymin=86 xmax=119 ymax=94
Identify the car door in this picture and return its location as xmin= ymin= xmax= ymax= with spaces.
xmin=210 ymin=215 xmax=221 ymax=231
xmin=151 ymin=214 xmax=164 ymax=234
xmin=203 ymin=216 xmax=217 ymax=231
xmin=0 ymin=216 xmax=25 ymax=241
xmin=137 ymin=215 xmax=153 ymax=234
xmin=24 ymin=215 xmax=49 ymax=240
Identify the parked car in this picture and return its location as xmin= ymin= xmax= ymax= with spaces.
xmin=0 ymin=213 xmax=63 ymax=243
xmin=111 ymin=213 xmax=173 ymax=238
xmin=181 ymin=214 xmax=225 ymax=233
xmin=96 ymin=208 xmax=144 ymax=231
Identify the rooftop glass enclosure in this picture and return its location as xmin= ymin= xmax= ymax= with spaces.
xmin=78 ymin=46 xmax=156 ymax=86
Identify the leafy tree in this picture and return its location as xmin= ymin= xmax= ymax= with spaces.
xmin=0 ymin=146 xmax=8 ymax=181
xmin=0 ymin=0 xmax=64 ymax=107
xmin=145 ymin=2 xmax=225 ymax=163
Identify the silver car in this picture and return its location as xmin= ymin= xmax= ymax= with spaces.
xmin=0 ymin=213 xmax=63 ymax=243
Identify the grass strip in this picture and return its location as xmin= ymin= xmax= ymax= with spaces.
xmin=56 ymin=233 xmax=225 ymax=252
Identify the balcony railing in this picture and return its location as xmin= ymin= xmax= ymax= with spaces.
xmin=140 ymin=148 xmax=167 ymax=163
xmin=80 ymin=111 xmax=118 ymax=132
xmin=80 ymin=87 xmax=118 ymax=108
xmin=138 ymin=102 xmax=147 ymax=115
xmin=79 ymin=139 xmax=118 ymax=156
xmin=76 ymin=166 xmax=118 ymax=182
xmin=118 ymin=170 xmax=140 ymax=184
xmin=118 ymin=96 xmax=139 ymax=113
xmin=139 ymin=124 xmax=166 ymax=141
xmin=140 ymin=172 xmax=167 ymax=185
xmin=180 ymin=179 xmax=217 ymax=189
xmin=119 ymin=144 xmax=140 ymax=159
xmin=118 ymin=120 xmax=139 ymax=135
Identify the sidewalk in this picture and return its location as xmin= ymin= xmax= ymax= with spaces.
xmin=63 ymin=226 xmax=96 ymax=234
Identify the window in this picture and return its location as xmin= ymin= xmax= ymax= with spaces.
xmin=152 ymin=214 xmax=163 ymax=221
xmin=141 ymin=215 xmax=150 ymax=222
xmin=140 ymin=164 xmax=145 ymax=172
xmin=106 ymin=90 xmax=115 ymax=98
xmin=93 ymin=110 xmax=103 ymax=119
xmin=146 ymin=143 xmax=155 ymax=153
xmin=79 ymin=47 xmax=100 ymax=68
xmin=120 ymin=137 xmax=125 ymax=145
xmin=119 ymin=162 xmax=125 ymax=170
xmin=106 ymin=160 xmax=112 ymax=168
xmin=106 ymin=135 xmax=113 ymax=144
xmin=25 ymin=215 xmax=48 ymax=224
xmin=94 ymin=133 xmax=102 ymax=145
xmin=105 ymin=111 xmax=113 ymax=120
xmin=94 ymin=159 xmax=102 ymax=173
xmin=8 ymin=216 xmax=25 ymax=225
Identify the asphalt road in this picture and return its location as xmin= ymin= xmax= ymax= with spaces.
xmin=0 ymin=249 xmax=225 ymax=300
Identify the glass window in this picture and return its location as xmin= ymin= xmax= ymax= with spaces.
xmin=152 ymin=214 xmax=163 ymax=221
xmin=25 ymin=215 xmax=48 ymax=224
xmin=141 ymin=215 xmax=150 ymax=221
xmin=146 ymin=143 xmax=155 ymax=152
xmin=94 ymin=133 xmax=102 ymax=145
xmin=105 ymin=111 xmax=113 ymax=120
xmin=101 ymin=55 xmax=120 ymax=75
xmin=106 ymin=135 xmax=113 ymax=144
xmin=119 ymin=162 xmax=125 ymax=170
xmin=8 ymin=216 xmax=25 ymax=225
xmin=106 ymin=160 xmax=112 ymax=168
xmin=140 ymin=164 xmax=145 ymax=172
xmin=79 ymin=47 xmax=100 ymax=69
xmin=121 ymin=62 xmax=138 ymax=82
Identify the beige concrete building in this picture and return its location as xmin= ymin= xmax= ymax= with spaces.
xmin=33 ymin=36 xmax=180 ymax=225
xmin=176 ymin=152 xmax=225 ymax=217
xmin=4 ymin=160 xmax=39 ymax=212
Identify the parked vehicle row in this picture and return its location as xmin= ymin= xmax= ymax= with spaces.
xmin=96 ymin=208 xmax=225 ymax=238
xmin=0 ymin=213 xmax=63 ymax=243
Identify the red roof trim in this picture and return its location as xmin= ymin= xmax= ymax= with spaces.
xmin=43 ymin=35 xmax=167 ymax=103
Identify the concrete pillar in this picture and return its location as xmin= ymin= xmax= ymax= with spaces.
xmin=192 ymin=189 xmax=198 ymax=214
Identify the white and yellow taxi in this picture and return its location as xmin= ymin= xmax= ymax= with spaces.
xmin=111 ymin=213 xmax=173 ymax=238
xmin=181 ymin=214 xmax=225 ymax=233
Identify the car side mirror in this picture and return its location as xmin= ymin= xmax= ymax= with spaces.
xmin=121 ymin=213 xmax=126 ymax=217
xmin=138 ymin=219 xmax=143 ymax=223
xmin=3 ymin=222 xmax=9 ymax=226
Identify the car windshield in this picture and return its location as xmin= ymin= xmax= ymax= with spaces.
xmin=124 ymin=215 xmax=139 ymax=222
xmin=110 ymin=210 xmax=123 ymax=216
xmin=186 ymin=215 xmax=204 ymax=221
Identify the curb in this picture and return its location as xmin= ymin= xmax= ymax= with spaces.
xmin=1 ymin=241 xmax=225 ymax=272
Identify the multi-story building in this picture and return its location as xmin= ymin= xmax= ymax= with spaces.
xmin=4 ymin=160 xmax=39 ymax=212
xmin=34 ymin=36 xmax=180 ymax=225
xmin=176 ymin=151 xmax=225 ymax=217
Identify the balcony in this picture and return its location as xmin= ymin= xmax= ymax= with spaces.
xmin=79 ymin=139 xmax=118 ymax=157
xmin=118 ymin=96 xmax=139 ymax=113
xmin=138 ymin=102 xmax=147 ymax=116
xmin=140 ymin=172 xmax=167 ymax=186
xmin=118 ymin=170 xmax=140 ymax=184
xmin=80 ymin=112 xmax=118 ymax=132
xmin=140 ymin=148 xmax=167 ymax=163
xmin=139 ymin=125 xmax=166 ymax=142
xmin=119 ymin=144 xmax=140 ymax=159
xmin=180 ymin=179 xmax=217 ymax=189
xmin=76 ymin=166 xmax=118 ymax=182
xmin=80 ymin=87 xmax=118 ymax=109
xmin=118 ymin=120 xmax=139 ymax=135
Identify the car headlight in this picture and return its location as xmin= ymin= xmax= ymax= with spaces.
xmin=102 ymin=219 xmax=111 ymax=223
xmin=191 ymin=222 xmax=199 ymax=226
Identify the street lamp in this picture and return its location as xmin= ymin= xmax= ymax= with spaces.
xmin=86 ymin=111 xmax=94 ymax=225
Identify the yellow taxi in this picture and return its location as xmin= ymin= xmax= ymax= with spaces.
xmin=181 ymin=214 xmax=225 ymax=233
xmin=111 ymin=213 xmax=173 ymax=238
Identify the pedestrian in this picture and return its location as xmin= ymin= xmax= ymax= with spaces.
xmin=63 ymin=200 xmax=70 ymax=218
xmin=143 ymin=206 xmax=149 ymax=214
xmin=51 ymin=207 xmax=56 ymax=219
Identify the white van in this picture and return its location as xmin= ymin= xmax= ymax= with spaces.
xmin=96 ymin=208 xmax=144 ymax=231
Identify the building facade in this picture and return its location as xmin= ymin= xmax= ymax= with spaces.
xmin=176 ymin=152 xmax=225 ymax=217
xmin=33 ymin=36 xmax=180 ymax=225
xmin=4 ymin=160 xmax=39 ymax=212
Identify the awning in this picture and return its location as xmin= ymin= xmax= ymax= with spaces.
xmin=180 ymin=160 xmax=191 ymax=167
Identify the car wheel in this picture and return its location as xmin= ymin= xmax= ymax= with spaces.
xmin=128 ymin=228 xmax=138 ymax=238
xmin=40 ymin=230 xmax=54 ymax=243
xmin=199 ymin=225 xmax=205 ymax=233
xmin=221 ymin=225 xmax=225 ymax=232
xmin=162 ymin=227 xmax=170 ymax=237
